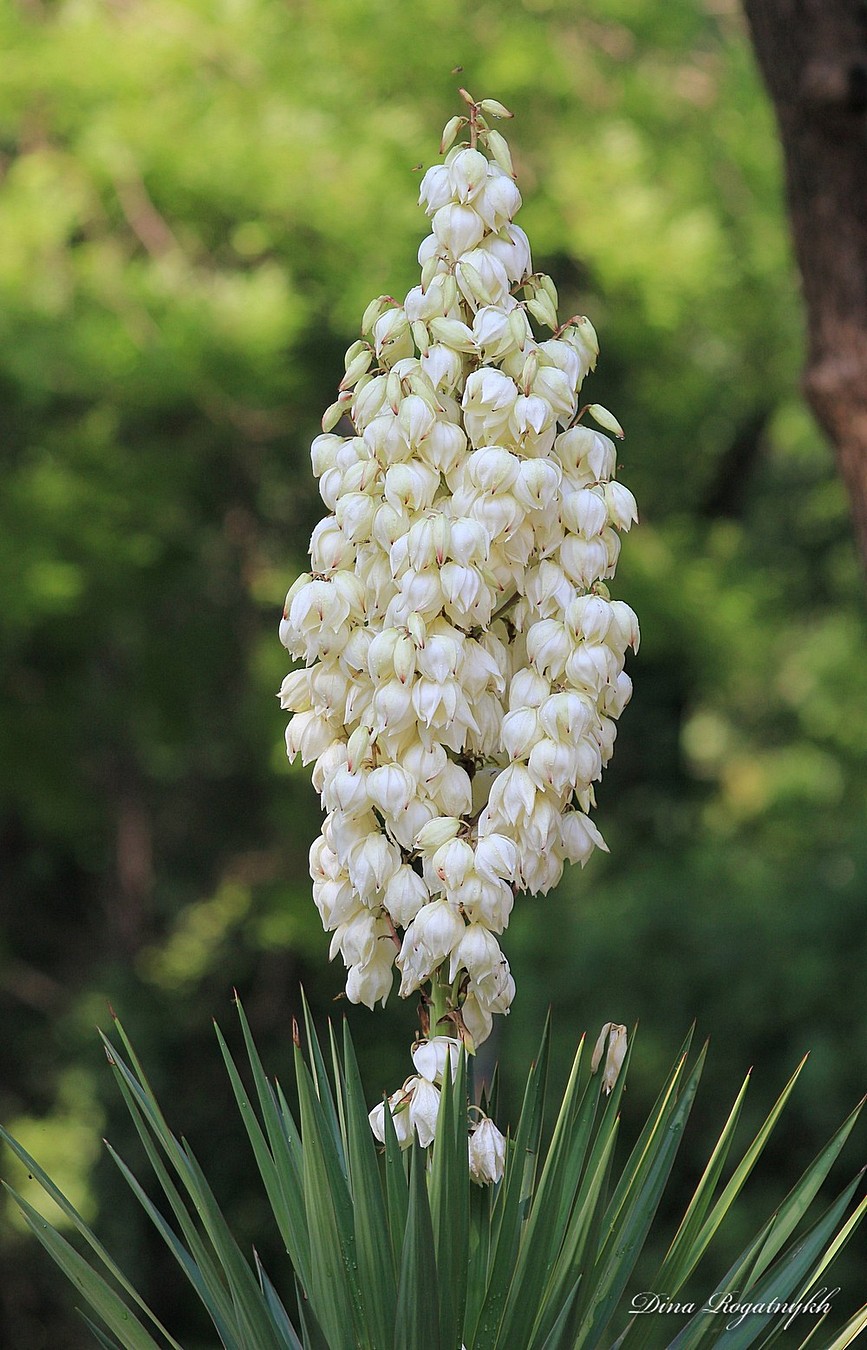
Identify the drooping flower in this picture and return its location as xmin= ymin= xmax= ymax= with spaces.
xmin=468 ymin=1116 xmax=507 ymax=1185
xmin=591 ymin=1021 xmax=629 ymax=1094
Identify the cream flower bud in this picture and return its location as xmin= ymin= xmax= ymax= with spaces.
xmin=564 ymin=315 xmax=599 ymax=376
xmin=480 ymin=223 xmax=530 ymax=281
xmin=413 ymin=631 xmax=461 ymax=691
xmin=383 ymin=865 xmax=429 ymax=927
xmin=285 ymin=713 xmax=334 ymax=766
xmin=566 ymin=594 xmax=613 ymax=644
xmin=418 ymin=164 xmax=453 ymax=214
xmin=412 ymin=678 xmax=480 ymax=742
xmin=473 ymin=304 xmax=522 ymax=359
xmin=538 ymin=338 xmax=581 ymax=387
xmin=387 ymin=570 xmax=444 ymax=625
xmin=389 ymin=797 xmax=436 ymax=852
xmin=604 ymin=480 xmax=639 ymax=531
xmin=425 ymin=419 xmax=467 ymax=474
xmin=432 ymin=203 xmax=486 ymax=257
xmin=575 ymin=733 xmax=604 ymax=784
xmin=309 ymin=517 xmax=355 ymax=573
xmin=398 ymin=899 xmax=465 ymax=993
xmin=467 ymin=446 xmax=521 ymax=493
xmin=404 ymin=278 xmax=449 ymax=322
xmin=558 ymin=810 xmax=609 ymax=865
xmin=278 ymin=669 xmax=311 ymax=713
xmin=520 ymin=850 xmax=564 ymax=896
xmin=527 ymin=738 xmax=579 ymax=793
xmin=523 ymin=561 xmax=573 ymax=617
xmin=508 ymin=668 xmax=551 ymax=709
xmin=323 ymin=764 xmax=370 ymax=816
xmin=461 ymin=990 xmax=493 ymax=1047
xmin=515 ymin=459 xmax=562 ymax=511
xmin=430 ymin=760 xmax=473 ymax=816
xmin=562 ymin=488 xmax=608 ymax=538
xmin=448 ymin=147 xmax=489 ymax=203
xmin=473 ymin=833 xmax=518 ymax=882
xmin=309 ymin=834 xmax=340 ymax=882
xmin=608 ymin=600 xmax=641 ymax=654
xmin=526 ymin=619 xmax=571 ymax=679
xmin=329 ymin=908 xmax=381 ymax=967
xmin=371 ymin=678 xmax=415 ymax=734
xmin=440 ymin=562 xmax=484 ymax=613
xmin=469 ymin=1117 xmax=506 ymax=1185
xmin=603 ymin=670 xmax=633 ymax=718
xmin=501 ymin=706 xmax=541 ymax=760
xmin=384 ymin=461 xmax=439 ymax=513
xmin=422 ymin=343 xmax=464 ymax=392
xmin=511 ymin=393 xmax=554 ymax=439
xmin=313 ymin=879 xmax=358 ymax=930
xmin=345 ymin=725 xmax=372 ymax=773
xmin=311 ymin=743 xmax=348 ymax=793
xmin=458 ymin=875 xmax=514 ymax=932
xmin=592 ymin=1023 xmax=628 ymax=1094
xmin=412 ymin=1036 xmax=462 ymax=1085
xmin=564 ymin=642 xmax=615 ymax=696
xmin=476 ymin=171 xmax=522 ymax=230
xmin=407 ymin=1075 xmax=441 ymax=1148
xmin=472 ymin=960 xmax=515 ymax=1014
xmin=459 ymin=640 xmax=504 ymax=698
xmin=347 ymin=831 xmax=400 ymax=897
xmin=369 ymin=1087 xmax=412 ymax=1149
xmin=401 ymin=738 xmax=447 ymax=783
xmin=587 ymin=403 xmax=624 ymax=439
xmin=456 ymin=250 xmax=510 ymax=309
xmin=361 ymin=295 xmax=398 ymax=335
xmin=368 ymin=628 xmax=415 ymax=685
xmin=559 ymin=535 xmax=609 ymax=589
xmin=367 ymin=763 xmax=416 ymax=817
xmin=310 ymin=433 xmax=345 ymax=477
xmin=463 ymin=367 xmax=518 ymax=414
xmin=428 ymin=315 xmax=477 ymax=352
xmin=415 ymin=816 xmax=461 ymax=851
xmin=532 ymin=366 xmax=574 ymax=419
xmin=487 ymin=763 xmax=537 ymax=825
xmin=373 ymin=307 xmax=412 ymax=361
xmin=559 ymin=426 xmax=617 ymax=483
xmin=431 ymin=837 xmax=476 ymax=890
xmin=449 ymin=923 xmax=503 ymax=984
xmin=346 ymin=946 xmax=394 ymax=1009
xmin=398 ymin=394 xmax=436 ymax=448
xmin=538 ymin=690 xmax=594 ymax=742
xmin=449 ymin=517 xmax=490 ymax=566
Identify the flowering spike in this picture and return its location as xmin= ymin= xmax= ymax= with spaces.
xmin=280 ymin=98 xmax=638 ymax=1064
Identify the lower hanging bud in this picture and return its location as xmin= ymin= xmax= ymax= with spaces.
xmin=468 ymin=1115 xmax=506 ymax=1185
xmin=591 ymin=1022 xmax=628 ymax=1094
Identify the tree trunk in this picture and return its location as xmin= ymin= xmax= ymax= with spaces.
xmin=744 ymin=0 xmax=867 ymax=565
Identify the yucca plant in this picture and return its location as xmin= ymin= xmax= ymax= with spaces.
xmin=4 ymin=996 xmax=865 ymax=1349
xmin=4 ymin=90 xmax=866 ymax=1349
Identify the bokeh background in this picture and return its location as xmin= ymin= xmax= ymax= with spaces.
xmin=1 ymin=0 xmax=865 ymax=1344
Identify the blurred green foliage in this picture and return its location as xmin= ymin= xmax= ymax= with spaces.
xmin=0 ymin=0 xmax=864 ymax=1343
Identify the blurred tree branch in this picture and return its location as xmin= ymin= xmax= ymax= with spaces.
xmin=744 ymin=0 xmax=867 ymax=566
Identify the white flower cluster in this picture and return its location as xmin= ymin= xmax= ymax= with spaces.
xmin=367 ymin=1034 xmax=506 ymax=1184
xmin=280 ymin=95 xmax=638 ymax=1051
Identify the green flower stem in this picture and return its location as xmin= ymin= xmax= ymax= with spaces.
xmin=428 ymin=967 xmax=449 ymax=1038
